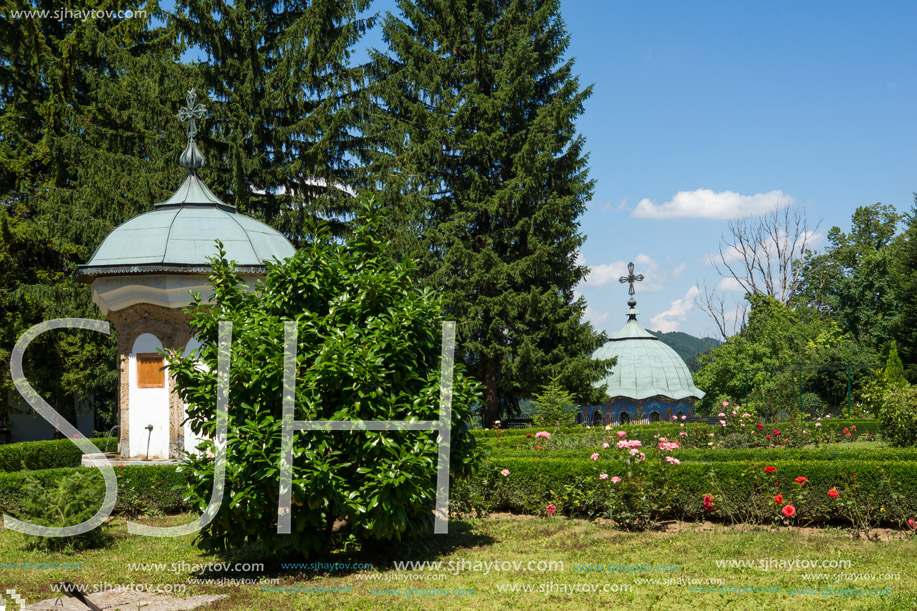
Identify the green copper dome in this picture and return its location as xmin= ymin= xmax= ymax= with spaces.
xmin=76 ymin=166 xmax=294 ymax=281
xmin=75 ymin=89 xmax=295 ymax=281
xmin=592 ymin=302 xmax=705 ymax=402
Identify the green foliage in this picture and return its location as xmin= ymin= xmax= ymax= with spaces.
xmin=367 ymin=0 xmax=613 ymax=426
xmin=531 ymin=376 xmax=577 ymax=429
xmin=880 ymin=385 xmax=917 ymax=447
xmin=15 ymin=468 xmax=109 ymax=551
xmin=453 ymin=455 xmax=917 ymax=528
xmin=0 ymin=466 xmax=189 ymax=518
xmin=891 ymin=198 xmax=917 ymax=365
xmin=169 ymin=200 xmax=483 ymax=556
xmin=0 ymin=437 xmax=117 ymax=472
xmin=0 ymin=2 xmax=187 ymax=430
xmin=694 ymin=294 xmax=876 ymax=418
xmin=800 ymin=392 xmax=823 ymax=413
xmin=861 ymin=342 xmax=910 ymax=418
xmin=169 ymin=0 xmax=373 ymax=239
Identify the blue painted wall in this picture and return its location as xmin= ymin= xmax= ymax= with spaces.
xmin=578 ymin=397 xmax=695 ymax=426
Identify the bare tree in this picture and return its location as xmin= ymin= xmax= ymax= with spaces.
xmin=695 ymin=279 xmax=748 ymax=341
xmin=696 ymin=202 xmax=820 ymax=340
xmin=716 ymin=202 xmax=818 ymax=303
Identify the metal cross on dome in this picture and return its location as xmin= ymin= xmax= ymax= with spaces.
xmin=618 ymin=261 xmax=644 ymax=296
xmin=178 ymin=89 xmax=206 ymax=139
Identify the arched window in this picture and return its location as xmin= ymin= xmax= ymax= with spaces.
xmin=677 ymin=410 xmax=686 ymax=419
xmin=649 ymin=411 xmax=661 ymax=423
xmin=618 ymin=411 xmax=630 ymax=425
xmin=591 ymin=411 xmax=603 ymax=427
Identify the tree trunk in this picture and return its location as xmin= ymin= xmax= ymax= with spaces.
xmin=483 ymin=361 xmax=500 ymax=427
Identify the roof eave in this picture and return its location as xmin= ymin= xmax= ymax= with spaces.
xmin=73 ymin=262 xmax=268 ymax=284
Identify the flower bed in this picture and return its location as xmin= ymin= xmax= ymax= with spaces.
xmin=452 ymin=452 xmax=917 ymax=530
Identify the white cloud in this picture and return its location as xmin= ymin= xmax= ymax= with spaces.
xmin=672 ymin=262 xmax=687 ymax=280
xmin=716 ymin=277 xmax=746 ymax=292
xmin=581 ymin=254 xmax=664 ymax=292
xmin=650 ymin=286 xmax=701 ymax=332
xmin=632 ymin=189 xmax=794 ymax=220
xmin=583 ymin=305 xmax=610 ymax=326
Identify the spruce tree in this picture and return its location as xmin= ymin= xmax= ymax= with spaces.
xmin=0 ymin=3 xmax=185 ymax=427
xmin=168 ymin=0 xmax=374 ymax=241
xmin=368 ymin=0 xmax=613 ymax=425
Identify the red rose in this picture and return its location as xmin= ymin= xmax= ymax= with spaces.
xmin=703 ymin=494 xmax=715 ymax=511
xmin=795 ymin=477 xmax=808 ymax=484
xmin=765 ymin=466 xmax=776 ymax=473
xmin=828 ymin=489 xmax=839 ymax=498
xmin=774 ymin=494 xmax=783 ymax=503
xmin=852 ymin=425 xmax=856 ymax=431
xmin=526 ymin=434 xmax=532 ymax=438
xmin=782 ymin=505 xmax=796 ymax=517
xmin=536 ymin=445 xmax=541 ymax=450
xmin=766 ymin=435 xmax=771 ymax=439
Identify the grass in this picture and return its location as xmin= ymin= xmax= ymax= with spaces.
xmin=2 ymin=513 xmax=916 ymax=609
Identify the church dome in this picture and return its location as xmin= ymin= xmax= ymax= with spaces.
xmin=592 ymin=298 xmax=705 ymax=402
xmin=75 ymin=174 xmax=295 ymax=278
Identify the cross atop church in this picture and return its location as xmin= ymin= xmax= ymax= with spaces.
xmin=618 ymin=261 xmax=644 ymax=296
xmin=178 ymin=89 xmax=206 ymax=140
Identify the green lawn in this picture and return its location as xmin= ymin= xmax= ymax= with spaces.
xmin=2 ymin=513 xmax=915 ymax=609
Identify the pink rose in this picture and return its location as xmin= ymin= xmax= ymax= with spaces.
xmin=617 ymin=431 xmax=627 ymax=438
xmin=590 ymin=453 xmax=600 ymax=461
xmin=599 ymin=473 xmax=608 ymax=480
xmin=611 ymin=476 xmax=621 ymax=484
xmin=501 ymin=469 xmax=510 ymax=476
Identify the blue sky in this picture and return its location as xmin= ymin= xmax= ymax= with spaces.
xmin=184 ymin=1 xmax=917 ymax=339
xmin=364 ymin=1 xmax=917 ymax=339
xmin=559 ymin=0 xmax=917 ymax=339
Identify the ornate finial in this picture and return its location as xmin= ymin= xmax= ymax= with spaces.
xmin=178 ymin=89 xmax=206 ymax=139
xmin=177 ymin=89 xmax=206 ymax=172
xmin=618 ymin=262 xmax=644 ymax=296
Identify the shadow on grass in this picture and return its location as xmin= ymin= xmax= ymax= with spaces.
xmin=183 ymin=519 xmax=494 ymax=583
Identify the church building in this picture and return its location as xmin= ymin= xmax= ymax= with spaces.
xmin=74 ymin=90 xmax=295 ymax=459
xmin=581 ymin=263 xmax=705 ymax=426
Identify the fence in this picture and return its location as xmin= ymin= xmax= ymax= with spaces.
xmin=742 ymin=362 xmax=916 ymax=422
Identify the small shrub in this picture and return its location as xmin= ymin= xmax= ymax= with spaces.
xmin=16 ymin=468 xmax=110 ymax=551
xmin=880 ymin=385 xmax=917 ymax=447
xmin=531 ymin=376 xmax=577 ymax=429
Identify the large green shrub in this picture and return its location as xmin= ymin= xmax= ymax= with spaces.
xmin=0 ymin=437 xmax=117 ymax=472
xmin=880 ymin=385 xmax=917 ymax=447
xmin=170 ymin=200 xmax=482 ymax=556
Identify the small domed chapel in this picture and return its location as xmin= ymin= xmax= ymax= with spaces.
xmin=581 ymin=263 xmax=705 ymax=426
xmin=74 ymin=90 xmax=296 ymax=459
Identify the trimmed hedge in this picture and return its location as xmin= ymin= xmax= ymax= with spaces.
xmin=453 ymin=455 xmax=917 ymax=527
xmin=0 ymin=438 xmax=118 ymax=472
xmin=0 ymin=466 xmax=189 ymax=517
